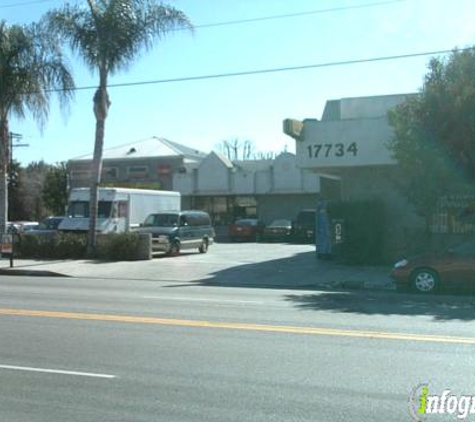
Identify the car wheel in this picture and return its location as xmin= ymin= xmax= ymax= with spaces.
xmin=199 ymin=239 xmax=208 ymax=253
xmin=411 ymin=268 xmax=439 ymax=293
xmin=167 ymin=242 xmax=180 ymax=257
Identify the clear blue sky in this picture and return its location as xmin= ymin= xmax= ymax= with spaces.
xmin=2 ymin=0 xmax=475 ymax=165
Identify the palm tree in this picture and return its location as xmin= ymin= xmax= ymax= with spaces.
xmin=0 ymin=21 xmax=74 ymax=234
xmin=47 ymin=0 xmax=192 ymax=255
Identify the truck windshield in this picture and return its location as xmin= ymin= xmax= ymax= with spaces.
xmin=68 ymin=201 xmax=113 ymax=218
xmin=144 ymin=214 xmax=179 ymax=227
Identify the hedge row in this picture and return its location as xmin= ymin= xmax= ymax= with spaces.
xmin=15 ymin=232 xmax=148 ymax=261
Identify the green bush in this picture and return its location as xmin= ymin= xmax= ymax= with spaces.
xmin=16 ymin=232 xmax=145 ymax=261
xmin=17 ymin=232 xmax=87 ymax=259
xmin=328 ymin=200 xmax=386 ymax=265
xmin=95 ymin=232 xmax=142 ymax=261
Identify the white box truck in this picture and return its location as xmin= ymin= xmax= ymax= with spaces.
xmin=59 ymin=187 xmax=181 ymax=233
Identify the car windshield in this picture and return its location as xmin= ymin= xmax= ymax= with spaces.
xmin=68 ymin=201 xmax=112 ymax=219
xmin=451 ymin=240 xmax=475 ymax=255
xmin=38 ymin=218 xmax=63 ymax=230
xmin=144 ymin=214 xmax=179 ymax=227
xmin=22 ymin=224 xmax=38 ymax=232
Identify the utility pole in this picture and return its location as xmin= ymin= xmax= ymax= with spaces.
xmin=9 ymin=132 xmax=28 ymax=168
xmin=8 ymin=132 xmax=28 ymax=220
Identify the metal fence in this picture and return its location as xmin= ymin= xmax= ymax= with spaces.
xmin=430 ymin=195 xmax=475 ymax=234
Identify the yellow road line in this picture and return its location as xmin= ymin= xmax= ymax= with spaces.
xmin=0 ymin=307 xmax=473 ymax=344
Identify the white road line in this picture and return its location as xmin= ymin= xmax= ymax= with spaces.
xmin=0 ymin=364 xmax=116 ymax=379
xmin=143 ymin=296 xmax=264 ymax=305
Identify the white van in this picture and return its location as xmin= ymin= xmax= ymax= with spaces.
xmin=59 ymin=187 xmax=181 ymax=233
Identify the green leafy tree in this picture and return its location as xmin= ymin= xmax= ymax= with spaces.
xmin=42 ymin=162 xmax=68 ymax=216
xmin=388 ymin=48 xmax=475 ymax=224
xmin=0 ymin=21 xmax=74 ymax=233
xmin=8 ymin=160 xmax=26 ymax=221
xmin=22 ymin=161 xmax=51 ymax=221
xmin=47 ymin=0 xmax=192 ymax=255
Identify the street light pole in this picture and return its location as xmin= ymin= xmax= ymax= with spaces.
xmin=8 ymin=132 xmax=28 ymax=220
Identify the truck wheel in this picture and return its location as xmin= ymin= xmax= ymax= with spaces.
xmin=199 ymin=239 xmax=208 ymax=253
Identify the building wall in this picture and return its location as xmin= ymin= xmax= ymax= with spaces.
xmin=173 ymin=172 xmax=195 ymax=195
xmin=255 ymin=170 xmax=272 ymax=194
xmin=302 ymin=170 xmax=321 ymax=193
xmin=197 ymin=154 xmax=230 ymax=193
xmin=69 ymin=157 xmax=184 ymax=190
xmin=273 ymin=153 xmax=302 ymax=192
xmin=339 ymin=94 xmax=413 ymax=120
xmin=233 ymin=169 xmax=255 ymax=194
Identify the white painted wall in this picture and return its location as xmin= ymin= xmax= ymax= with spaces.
xmin=233 ymin=169 xmax=255 ymax=194
xmin=197 ymin=153 xmax=230 ymax=192
xmin=173 ymin=173 xmax=194 ymax=195
xmin=273 ymin=153 xmax=302 ymax=192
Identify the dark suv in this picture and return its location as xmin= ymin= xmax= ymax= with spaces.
xmin=136 ymin=210 xmax=215 ymax=256
xmin=292 ymin=209 xmax=316 ymax=243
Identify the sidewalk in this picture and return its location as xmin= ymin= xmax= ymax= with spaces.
xmin=0 ymin=254 xmax=394 ymax=291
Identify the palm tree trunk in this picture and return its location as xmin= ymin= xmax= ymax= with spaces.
xmin=0 ymin=114 xmax=9 ymax=234
xmin=87 ymin=69 xmax=110 ymax=256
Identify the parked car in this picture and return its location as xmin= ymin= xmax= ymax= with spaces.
xmin=391 ymin=239 xmax=475 ymax=293
xmin=292 ymin=209 xmax=316 ymax=243
xmin=10 ymin=221 xmax=39 ymax=233
xmin=27 ymin=216 xmax=66 ymax=238
xmin=228 ymin=218 xmax=265 ymax=242
xmin=37 ymin=216 xmax=65 ymax=231
xmin=136 ymin=210 xmax=214 ymax=256
xmin=262 ymin=219 xmax=292 ymax=242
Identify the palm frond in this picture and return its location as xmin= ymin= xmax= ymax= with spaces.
xmin=0 ymin=20 xmax=75 ymax=131
xmin=46 ymin=0 xmax=193 ymax=75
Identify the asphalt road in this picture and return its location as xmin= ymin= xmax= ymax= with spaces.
xmin=0 ymin=275 xmax=474 ymax=422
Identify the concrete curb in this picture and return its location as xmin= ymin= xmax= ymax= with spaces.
xmin=0 ymin=268 xmax=69 ymax=277
xmin=0 ymin=267 xmax=394 ymax=292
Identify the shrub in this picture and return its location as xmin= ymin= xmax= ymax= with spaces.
xmin=17 ymin=232 xmax=87 ymax=259
xmin=95 ymin=232 xmax=142 ymax=261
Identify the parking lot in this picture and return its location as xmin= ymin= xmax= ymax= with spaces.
xmin=0 ymin=241 xmax=391 ymax=290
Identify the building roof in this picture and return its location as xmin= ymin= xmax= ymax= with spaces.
xmin=207 ymin=150 xmax=234 ymax=169
xmin=321 ymin=93 xmax=417 ymax=121
xmin=233 ymin=159 xmax=273 ymax=172
xmin=70 ymin=137 xmax=207 ymax=162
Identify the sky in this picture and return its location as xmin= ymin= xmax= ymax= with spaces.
xmin=2 ymin=0 xmax=475 ymax=165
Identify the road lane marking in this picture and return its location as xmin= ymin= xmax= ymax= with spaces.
xmin=0 ymin=307 xmax=474 ymax=345
xmin=142 ymin=296 xmax=264 ymax=305
xmin=0 ymin=364 xmax=116 ymax=378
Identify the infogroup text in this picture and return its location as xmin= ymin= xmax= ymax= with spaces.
xmin=409 ymin=384 xmax=475 ymax=421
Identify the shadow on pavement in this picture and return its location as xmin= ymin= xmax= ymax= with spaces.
xmin=284 ymin=290 xmax=475 ymax=322
xmin=165 ymin=250 xmax=389 ymax=290
xmin=161 ymin=249 xmax=475 ymax=321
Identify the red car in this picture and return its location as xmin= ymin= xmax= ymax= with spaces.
xmin=391 ymin=240 xmax=475 ymax=293
xmin=228 ymin=219 xmax=265 ymax=242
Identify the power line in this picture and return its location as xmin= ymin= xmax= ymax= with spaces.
xmin=0 ymin=0 xmax=53 ymax=9
xmin=56 ymin=47 xmax=466 ymax=94
xmin=191 ymin=0 xmax=405 ymax=31
xmin=0 ymin=0 xmax=404 ymax=27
